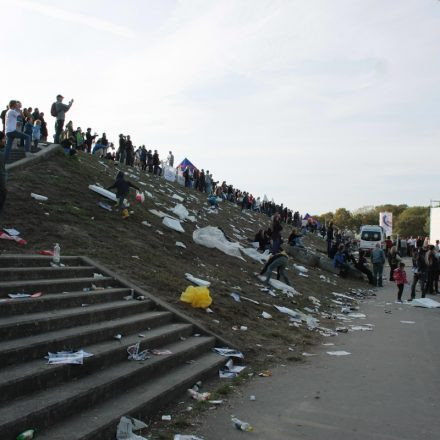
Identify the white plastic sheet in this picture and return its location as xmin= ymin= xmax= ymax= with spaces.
xmin=172 ymin=204 xmax=189 ymax=220
xmin=213 ymin=348 xmax=244 ymax=358
xmin=31 ymin=193 xmax=48 ymax=201
xmin=327 ymin=351 xmax=351 ymax=356
xmin=176 ymin=241 xmax=187 ymax=248
xmin=193 ymin=226 xmax=243 ymax=259
xmin=185 ymin=273 xmax=211 ymax=287
xmin=274 ymin=305 xmax=301 ymax=320
xmin=46 ymin=350 xmax=93 ymax=365
xmin=172 ymin=193 xmax=184 ymax=202
xmin=116 ymin=416 xmax=148 ymax=440
xmin=412 ymin=298 xmax=440 ymax=308
xmin=241 ymin=248 xmax=271 ymax=263
xmin=163 ymin=166 xmax=176 ymax=182
xmin=88 ymin=185 xmax=116 ymax=202
xmin=162 ymin=217 xmax=185 ymax=233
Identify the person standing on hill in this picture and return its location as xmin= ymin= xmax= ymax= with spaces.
xmin=0 ymin=132 xmax=6 ymax=215
xmin=152 ymin=150 xmax=160 ymax=175
xmin=326 ymin=222 xmax=334 ymax=256
xmin=371 ymin=243 xmax=386 ymax=287
xmin=260 ymin=250 xmax=291 ymax=286
xmin=4 ymin=100 xmax=31 ymax=163
xmin=1 ymin=105 xmax=9 ymax=133
xmin=39 ymin=112 xmax=48 ymax=141
xmin=167 ymin=151 xmax=174 ymax=167
xmin=271 ymin=212 xmax=283 ymax=254
xmin=52 ymin=94 xmax=73 ymax=143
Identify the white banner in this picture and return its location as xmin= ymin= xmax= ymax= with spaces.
xmin=379 ymin=212 xmax=393 ymax=237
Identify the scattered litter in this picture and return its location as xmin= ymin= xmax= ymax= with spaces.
xmin=348 ymin=313 xmax=366 ymax=319
xmin=174 ymin=435 xmax=203 ymax=440
xmin=31 ymin=192 xmax=48 ymax=201
xmin=172 ymin=193 xmax=184 ymax=202
xmin=176 ymin=241 xmax=187 ymax=248
xmin=240 ymin=326 xmax=248 ymax=331
xmin=308 ymin=296 xmax=321 ymax=306
xmin=258 ymin=370 xmax=272 ymax=377
xmin=230 ymin=292 xmax=241 ymax=302
xmin=209 ymin=400 xmax=224 ymax=405
xmin=185 ymin=273 xmax=211 ymax=287
xmin=302 ymin=352 xmax=317 ymax=357
xmin=336 ymin=327 xmax=348 ymax=333
xmin=114 ymin=334 xmax=122 ymax=341
xmin=188 ymin=389 xmax=211 ymax=401
xmin=8 ymin=293 xmax=31 ymax=299
xmin=350 ymin=325 xmax=373 ymax=331
xmin=250 ymin=395 xmax=256 ymax=401
xmin=156 ymin=229 xmax=164 ymax=235
xmin=261 ymin=311 xmax=272 ymax=319
xmin=16 ymin=430 xmax=35 ymax=440
xmin=274 ymin=305 xmax=300 ymax=320
xmin=46 ymin=350 xmax=93 ymax=365
xmin=400 ymin=320 xmax=415 ymax=324
xmin=3 ymin=228 xmax=19 ymax=236
xmin=141 ymin=220 xmax=152 ymax=227
xmin=163 ymin=216 xmax=185 ymax=233
xmin=38 ymin=250 xmax=54 ymax=256
xmin=322 ymin=343 xmax=335 ymax=346
xmin=412 ymin=298 xmax=440 ymax=308
xmin=180 ymin=286 xmax=212 ymax=308
xmin=116 ymin=416 xmax=148 ymax=440
xmin=294 ymin=264 xmax=308 ymax=273
xmin=172 ymin=204 xmax=189 ymax=220
xmin=88 ymin=185 xmax=118 ymax=202
xmin=0 ymin=232 xmax=26 ymax=245
xmin=127 ymin=343 xmax=150 ymax=361
xmin=213 ymin=347 xmax=244 ymax=358
xmin=161 ymin=415 xmax=172 ymax=421
xmin=98 ymin=201 xmax=112 ymax=211
xmin=232 ymin=417 xmax=253 ymax=432
xmin=219 ymin=359 xmax=246 ymax=378
xmin=258 ymin=276 xmax=299 ymax=295
xmin=149 ymin=209 xmax=168 ymax=218
xmin=93 ymin=273 xmax=104 ymax=279
xmin=152 ymin=349 xmax=173 ymax=355
xmin=135 ymin=191 xmax=145 ymax=203
xmin=327 ymin=351 xmax=351 ymax=356
xmin=241 ymin=247 xmax=270 ymax=263
xmin=241 ymin=296 xmax=259 ymax=305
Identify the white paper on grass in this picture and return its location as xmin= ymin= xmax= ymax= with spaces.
xmin=162 ymin=217 xmax=185 ymax=233
xmin=31 ymin=192 xmax=48 ymax=201
xmin=241 ymin=248 xmax=271 ymax=263
xmin=332 ymin=292 xmax=354 ymax=300
xmin=327 ymin=351 xmax=351 ymax=356
xmin=3 ymin=228 xmax=20 ymax=236
xmin=193 ymin=226 xmax=243 ymax=259
xmin=412 ymin=298 xmax=440 ymax=308
xmin=219 ymin=359 xmax=246 ymax=378
xmin=176 ymin=241 xmax=187 ymax=249
xmin=262 ymin=311 xmax=272 ymax=319
xmin=172 ymin=193 xmax=184 ymax=202
xmin=116 ymin=416 xmax=148 ymax=440
xmin=149 ymin=209 xmax=168 ymax=218
xmin=88 ymin=185 xmax=116 ymax=202
xmin=172 ymin=203 xmax=189 ymax=220
xmin=348 ymin=313 xmax=366 ymax=319
xmin=294 ymin=264 xmax=308 ymax=273
xmin=185 ymin=273 xmax=211 ymax=287
xmin=274 ymin=305 xmax=301 ymax=320
xmin=174 ymin=435 xmax=203 ymax=440
xmin=257 ymin=276 xmax=299 ymax=295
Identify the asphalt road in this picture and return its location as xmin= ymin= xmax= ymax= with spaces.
xmin=196 ymin=265 xmax=440 ymax=440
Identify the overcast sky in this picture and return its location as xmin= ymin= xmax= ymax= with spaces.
xmin=1 ymin=0 xmax=439 ymax=213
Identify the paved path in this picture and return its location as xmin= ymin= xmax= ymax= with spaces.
xmin=197 ymin=265 xmax=440 ymax=440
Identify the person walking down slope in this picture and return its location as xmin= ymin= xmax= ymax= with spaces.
xmin=393 ymin=262 xmax=408 ymax=303
xmin=52 ymin=94 xmax=73 ymax=144
xmin=371 ymin=243 xmax=385 ymax=287
xmin=260 ymin=250 xmax=291 ymax=286
xmin=107 ymin=171 xmax=140 ymax=219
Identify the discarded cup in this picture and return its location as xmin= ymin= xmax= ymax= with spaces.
xmin=231 ymin=417 xmax=253 ymax=432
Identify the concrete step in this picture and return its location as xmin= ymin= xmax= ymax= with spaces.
xmin=0 ymin=266 xmax=97 ymax=282
xmin=0 ymin=322 xmax=193 ymax=403
xmin=0 ymin=276 xmax=117 ymax=297
xmin=0 ymin=255 xmax=85 ymax=268
xmin=0 ymin=287 xmax=131 ymax=317
xmin=0 ymin=310 xmax=174 ymax=367
xmin=0 ymin=299 xmax=154 ymax=339
xmin=41 ymin=351 xmax=225 ymax=440
xmin=0 ymin=337 xmax=218 ymax=439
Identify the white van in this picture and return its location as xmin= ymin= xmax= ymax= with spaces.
xmin=359 ymin=225 xmax=385 ymax=253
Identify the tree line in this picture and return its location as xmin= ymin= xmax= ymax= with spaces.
xmin=314 ymin=204 xmax=430 ymax=237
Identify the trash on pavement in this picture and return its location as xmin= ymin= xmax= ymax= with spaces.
xmin=261 ymin=311 xmax=272 ymax=319
xmin=38 ymin=250 xmax=54 ymax=256
xmin=302 ymin=352 xmax=317 ymax=357
xmin=180 ymin=285 xmax=212 ymax=308
xmin=230 ymin=292 xmax=241 ymax=302
xmin=176 ymin=241 xmax=187 ymax=248
xmin=193 ymin=226 xmax=243 ymax=259
xmin=350 ymin=325 xmax=373 ymax=331
xmin=152 ymin=349 xmax=173 ymax=355
xmin=161 ymin=415 xmax=172 ymax=421
xmin=135 ymin=191 xmax=145 ymax=203
xmin=98 ymin=201 xmax=112 ymax=211
xmin=188 ymin=388 xmax=211 ymax=401
xmin=400 ymin=320 xmax=415 ymax=324
xmin=16 ymin=430 xmax=35 ymax=440
xmin=174 ymin=435 xmax=203 ymax=440
xmin=249 ymin=395 xmax=256 ymax=401
xmin=163 ymin=216 xmax=185 ymax=233
xmin=412 ymin=298 xmax=440 ymax=308
xmin=327 ymin=351 xmax=351 ymax=356
xmin=213 ymin=347 xmax=244 ymax=358
xmin=3 ymin=228 xmax=20 ymax=236
xmin=141 ymin=220 xmax=152 ymax=227
xmin=258 ymin=370 xmax=272 ymax=377
xmin=46 ymin=350 xmax=93 ymax=365
xmin=31 ymin=192 xmax=48 ymax=201
xmin=185 ymin=273 xmax=211 ymax=287
xmin=231 ymin=417 xmax=253 ymax=432
xmin=294 ymin=264 xmax=308 ymax=273
xmin=116 ymin=416 xmax=148 ymax=440
xmin=274 ymin=305 xmax=301 ymax=320
xmin=348 ymin=313 xmax=366 ymax=319
xmin=127 ymin=343 xmax=150 ymax=361
xmin=336 ymin=326 xmax=348 ymax=333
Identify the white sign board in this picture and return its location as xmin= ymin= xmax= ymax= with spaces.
xmin=430 ymin=207 xmax=440 ymax=244
xmin=379 ymin=212 xmax=393 ymax=237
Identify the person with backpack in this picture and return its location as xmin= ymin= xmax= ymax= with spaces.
xmin=52 ymin=94 xmax=73 ymax=143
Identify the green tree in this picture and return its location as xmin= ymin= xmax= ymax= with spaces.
xmin=394 ymin=206 xmax=429 ymax=237
xmin=333 ymin=208 xmax=354 ymax=230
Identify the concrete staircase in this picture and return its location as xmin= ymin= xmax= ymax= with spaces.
xmin=0 ymin=255 xmax=227 ymax=440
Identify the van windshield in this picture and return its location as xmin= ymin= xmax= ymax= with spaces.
xmin=361 ymin=231 xmax=381 ymax=241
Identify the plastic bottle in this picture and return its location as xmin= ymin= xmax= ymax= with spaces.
xmin=53 ymin=243 xmax=61 ymax=264
xmin=231 ymin=417 xmax=253 ymax=432
xmin=16 ymin=429 xmax=35 ymax=440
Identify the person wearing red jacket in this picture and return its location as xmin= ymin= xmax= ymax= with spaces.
xmin=393 ymin=262 xmax=408 ymax=303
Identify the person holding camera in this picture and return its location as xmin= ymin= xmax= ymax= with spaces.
xmin=52 ymin=94 xmax=73 ymax=143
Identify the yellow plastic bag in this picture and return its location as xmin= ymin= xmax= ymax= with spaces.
xmin=180 ymin=285 xmax=212 ymax=309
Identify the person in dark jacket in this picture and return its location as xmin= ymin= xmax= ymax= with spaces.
xmin=0 ymin=132 xmax=6 ymax=215
xmin=153 ymin=150 xmax=160 ymax=175
xmin=271 ymin=213 xmax=283 ymax=253
xmin=326 ymin=222 xmax=334 ymax=256
xmin=356 ymin=249 xmax=374 ymax=285
xmin=260 ymin=251 xmax=291 ymax=286
xmin=410 ymin=247 xmax=427 ymax=300
xmin=334 ymin=244 xmax=349 ymax=277
xmin=107 ymin=171 xmax=140 ymax=218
